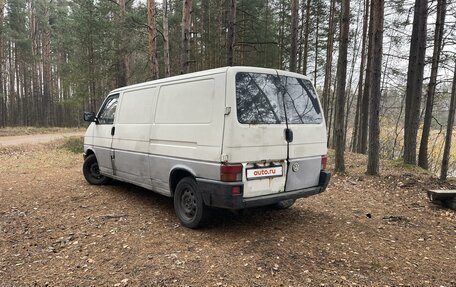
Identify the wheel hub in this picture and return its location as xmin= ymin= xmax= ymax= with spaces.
xmin=90 ymin=163 xmax=102 ymax=179
xmin=181 ymin=189 xmax=197 ymax=218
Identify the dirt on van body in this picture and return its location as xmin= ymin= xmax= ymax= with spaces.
xmin=0 ymin=140 xmax=455 ymax=287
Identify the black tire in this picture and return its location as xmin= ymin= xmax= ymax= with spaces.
xmin=83 ymin=154 xmax=111 ymax=185
xmin=174 ymin=177 xmax=209 ymax=229
xmin=272 ymin=199 xmax=296 ymax=210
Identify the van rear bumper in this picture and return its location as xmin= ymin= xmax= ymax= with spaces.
xmin=197 ymin=170 xmax=331 ymax=209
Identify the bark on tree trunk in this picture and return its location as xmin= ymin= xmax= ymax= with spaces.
xmin=30 ymin=1 xmax=41 ymax=126
xmin=313 ymin=0 xmax=319 ymax=87
xmin=322 ymin=0 xmax=336 ymax=122
xmin=117 ymin=0 xmax=128 ymax=87
xmin=147 ymin=0 xmax=159 ymax=80
xmin=181 ymin=0 xmax=193 ymax=74
xmin=357 ymin=0 xmax=373 ymax=154
xmin=290 ymin=0 xmax=299 ymax=72
xmin=334 ymin=0 xmax=350 ymax=173
xmin=0 ymin=0 xmax=4 ymax=127
xmin=227 ymin=0 xmax=236 ymax=66
xmin=440 ymin=63 xmax=456 ymax=180
xmin=302 ymin=0 xmax=311 ymax=75
xmin=42 ymin=0 xmax=52 ymax=127
xmin=367 ymin=0 xmax=384 ymax=175
xmin=163 ymin=0 xmax=171 ymax=77
xmin=297 ymin=0 xmax=305 ymax=73
xmin=279 ymin=0 xmax=285 ymax=70
xmin=403 ymin=0 xmax=428 ymax=165
xmin=418 ymin=0 xmax=446 ymax=169
xmin=351 ymin=0 xmax=369 ymax=152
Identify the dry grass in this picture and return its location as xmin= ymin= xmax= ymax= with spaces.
xmin=346 ymin=123 xmax=456 ymax=176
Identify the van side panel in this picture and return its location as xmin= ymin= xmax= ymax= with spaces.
xmin=111 ymin=87 xmax=158 ymax=186
xmin=149 ymin=74 xmax=226 ymax=192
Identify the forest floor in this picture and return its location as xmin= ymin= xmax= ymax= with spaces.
xmin=0 ymin=138 xmax=455 ymax=287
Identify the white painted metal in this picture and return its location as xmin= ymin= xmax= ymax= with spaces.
xmin=84 ymin=66 xmax=328 ymax=200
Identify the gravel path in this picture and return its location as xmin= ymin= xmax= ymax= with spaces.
xmin=0 ymin=132 xmax=84 ymax=146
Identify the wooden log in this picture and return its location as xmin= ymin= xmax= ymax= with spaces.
xmin=444 ymin=197 xmax=456 ymax=210
xmin=427 ymin=189 xmax=456 ymax=202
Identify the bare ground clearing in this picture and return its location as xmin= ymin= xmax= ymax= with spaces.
xmin=0 ymin=132 xmax=85 ymax=147
xmin=0 ymin=127 xmax=85 ymax=138
xmin=0 ymin=140 xmax=455 ymax=286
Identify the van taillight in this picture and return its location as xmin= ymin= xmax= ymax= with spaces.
xmin=220 ymin=164 xmax=243 ymax=182
xmin=321 ymin=155 xmax=328 ymax=170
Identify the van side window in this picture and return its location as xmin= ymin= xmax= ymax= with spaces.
xmin=98 ymin=94 xmax=119 ymax=124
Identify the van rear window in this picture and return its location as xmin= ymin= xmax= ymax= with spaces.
xmin=236 ymin=72 xmax=323 ymax=124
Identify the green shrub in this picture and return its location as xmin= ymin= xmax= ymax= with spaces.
xmin=62 ymin=136 xmax=84 ymax=154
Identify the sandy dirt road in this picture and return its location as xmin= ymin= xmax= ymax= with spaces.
xmin=0 ymin=132 xmax=84 ymax=147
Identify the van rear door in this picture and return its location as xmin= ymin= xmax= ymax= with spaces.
xmin=223 ymin=68 xmax=326 ymax=198
xmin=276 ymin=70 xmax=326 ymax=191
xmin=223 ymin=69 xmax=288 ymax=198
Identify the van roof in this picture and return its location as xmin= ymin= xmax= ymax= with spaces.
xmin=110 ymin=66 xmax=312 ymax=94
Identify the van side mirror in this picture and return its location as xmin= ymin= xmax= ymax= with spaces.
xmin=84 ymin=112 xmax=96 ymax=122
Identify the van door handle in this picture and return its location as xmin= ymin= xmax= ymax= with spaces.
xmin=284 ymin=128 xmax=293 ymax=143
xmin=111 ymin=127 xmax=115 ymax=136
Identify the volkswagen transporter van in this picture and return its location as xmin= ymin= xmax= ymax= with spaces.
xmin=83 ymin=66 xmax=330 ymax=228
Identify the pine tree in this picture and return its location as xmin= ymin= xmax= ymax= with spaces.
xmin=403 ymin=0 xmax=428 ymax=165
xmin=334 ymin=0 xmax=350 ymax=173
xmin=418 ymin=0 xmax=447 ymax=169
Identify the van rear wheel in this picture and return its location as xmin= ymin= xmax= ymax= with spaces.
xmin=174 ymin=177 xmax=208 ymax=229
xmin=83 ymin=154 xmax=111 ymax=185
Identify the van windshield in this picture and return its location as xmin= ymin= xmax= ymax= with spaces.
xmin=236 ymin=72 xmax=322 ymax=124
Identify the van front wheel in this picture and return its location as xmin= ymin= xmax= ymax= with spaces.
xmin=83 ymin=154 xmax=111 ymax=185
xmin=174 ymin=177 xmax=208 ymax=228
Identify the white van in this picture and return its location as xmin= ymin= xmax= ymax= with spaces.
xmin=83 ymin=66 xmax=330 ymax=228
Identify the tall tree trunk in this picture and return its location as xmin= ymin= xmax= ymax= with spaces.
xmin=0 ymin=0 xmax=4 ymax=127
xmin=357 ymin=0 xmax=373 ymax=154
xmin=147 ymin=0 xmax=159 ymax=79
xmin=239 ymin=0 xmax=245 ymax=65
xmin=440 ymin=63 xmax=456 ymax=180
xmin=367 ymin=0 xmax=384 ymax=175
xmin=334 ymin=0 xmax=350 ymax=173
xmin=322 ymin=0 xmax=336 ymax=122
xmin=30 ymin=0 xmax=41 ymax=126
xmin=289 ymin=0 xmax=299 ymax=72
xmin=42 ymin=0 xmax=52 ymax=127
xmin=327 ymin=76 xmax=337 ymax=146
xmin=227 ymin=0 xmax=236 ymax=66
xmin=279 ymin=0 xmax=285 ymax=69
xmin=351 ymin=0 xmax=369 ymax=152
xmin=418 ymin=0 xmax=446 ymax=169
xmin=8 ymin=43 xmax=15 ymax=126
xmin=403 ymin=0 xmax=428 ymax=165
xmin=297 ymin=0 xmax=305 ymax=73
xmin=181 ymin=0 xmax=193 ymax=74
xmin=117 ymin=0 xmax=128 ymax=86
xmin=302 ymin=0 xmax=311 ymax=75
xmin=313 ymin=0 xmax=319 ymax=87
xmin=163 ymin=0 xmax=171 ymax=77
xmin=87 ymin=2 xmax=97 ymax=113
